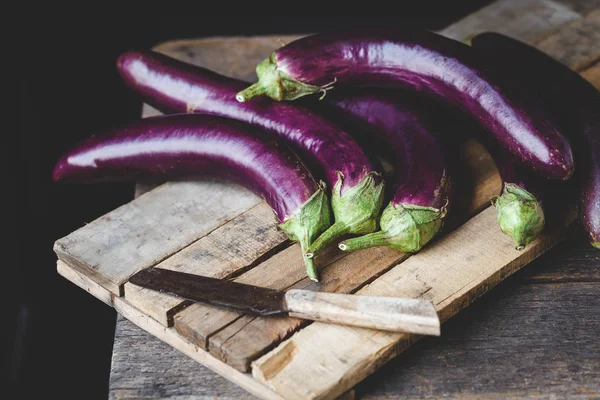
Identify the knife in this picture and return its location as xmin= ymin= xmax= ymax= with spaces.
xmin=129 ymin=268 xmax=440 ymax=336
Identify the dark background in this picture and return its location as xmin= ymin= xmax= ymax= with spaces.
xmin=14 ymin=7 xmax=496 ymax=399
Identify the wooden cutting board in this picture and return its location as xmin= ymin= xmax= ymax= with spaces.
xmin=54 ymin=1 xmax=600 ymax=399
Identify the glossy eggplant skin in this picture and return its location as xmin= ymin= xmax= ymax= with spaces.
xmin=117 ymin=51 xmax=384 ymax=256
xmin=322 ymin=90 xmax=449 ymax=210
xmin=54 ymin=113 xmax=332 ymax=281
xmin=53 ymin=114 xmax=317 ymax=224
xmin=316 ymin=89 xmax=451 ymax=253
xmin=117 ymin=50 xmax=378 ymax=193
xmin=470 ymin=32 xmax=600 ymax=248
xmin=237 ymin=29 xmax=575 ymax=181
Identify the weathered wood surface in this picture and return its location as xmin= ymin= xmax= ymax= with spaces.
xmin=123 ymin=202 xmax=289 ymax=326
xmin=533 ymin=8 xmax=600 ymax=70
xmin=54 ymin=181 xmax=260 ymax=295
xmin=581 ymin=61 xmax=600 ymax=90
xmin=106 ymin=234 xmax=599 ymax=400
xmin=440 ymin=0 xmax=580 ymax=42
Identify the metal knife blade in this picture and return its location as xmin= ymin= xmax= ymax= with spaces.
xmin=129 ymin=267 xmax=440 ymax=335
xmin=129 ymin=267 xmax=287 ymax=316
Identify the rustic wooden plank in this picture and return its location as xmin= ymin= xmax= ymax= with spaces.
xmin=112 ymin=297 xmax=286 ymax=400
xmin=123 ymin=202 xmax=289 ymax=326
xmin=172 ymin=243 xmax=347 ymax=350
xmin=54 ymin=181 xmax=261 ymax=295
xmin=522 ymin=230 xmax=600 ymax=283
xmin=557 ymin=0 xmax=600 ymax=14
xmin=154 ymin=35 xmax=302 ymax=83
xmin=440 ymin=0 xmax=580 ymax=42
xmin=57 ymin=261 xmax=114 ymax=307
xmin=56 ymin=261 xmax=283 ymax=399
xmin=207 ymin=246 xmax=409 ymax=371
xmin=355 ymin=282 xmax=600 ymax=399
xmin=533 ymin=9 xmax=600 ymax=71
xmin=103 ymin=229 xmax=599 ymax=400
xmin=251 ymin=206 xmax=576 ymax=400
xmin=110 ymin=315 xmax=257 ymax=400
xmin=581 ymin=61 xmax=600 ymax=90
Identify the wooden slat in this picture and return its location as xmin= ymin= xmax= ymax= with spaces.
xmin=206 ymin=246 xmax=409 ymax=371
xmin=173 ymin=244 xmax=346 ymax=350
xmin=533 ymin=9 xmax=600 ymax=70
xmin=251 ymin=206 xmax=577 ymax=400
xmin=154 ymin=34 xmax=302 ymax=84
xmin=54 ymin=181 xmax=261 ymax=294
xmin=250 ymin=10 xmax=600 ymax=398
xmin=123 ymin=202 xmax=289 ymax=326
xmin=557 ymin=0 xmax=600 ymax=14
xmin=56 ymin=260 xmax=284 ymax=400
xmin=581 ymin=62 xmax=600 ymax=90
xmin=103 ymin=230 xmax=599 ymax=399
xmin=356 ymin=281 xmax=600 ymax=399
xmin=439 ymin=0 xmax=580 ymax=42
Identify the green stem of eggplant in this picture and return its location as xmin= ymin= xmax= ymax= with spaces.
xmin=305 ymin=222 xmax=351 ymax=258
xmin=236 ymin=83 xmax=268 ymax=102
xmin=339 ymin=231 xmax=393 ymax=252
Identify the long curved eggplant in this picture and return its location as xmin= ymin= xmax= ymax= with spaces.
xmin=308 ymin=89 xmax=452 ymax=254
xmin=53 ymin=114 xmax=332 ymax=281
xmin=236 ymin=29 xmax=575 ymax=181
xmin=117 ymin=51 xmax=384 ymax=257
xmin=469 ymin=32 xmax=600 ymax=249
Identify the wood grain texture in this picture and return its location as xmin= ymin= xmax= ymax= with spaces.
xmin=206 ymin=245 xmax=409 ymax=372
xmin=123 ymin=202 xmax=288 ymax=326
xmin=102 ymin=230 xmax=599 ymax=400
xmin=581 ymin=61 xmax=600 ymax=90
xmin=561 ymin=0 xmax=600 ymax=13
xmin=173 ymin=243 xmax=347 ymax=351
xmin=110 ymin=315 xmax=258 ymax=400
xmin=533 ymin=9 xmax=600 ymax=71
xmin=154 ymin=35 xmax=302 ymax=83
xmin=284 ymin=290 xmax=440 ymax=335
xmin=54 ymin=181 xmax=260 ymax=295
xmin=439 ymin=0 xmax=580 ymax=42
xmin=56 ymin=259 xmax=275 ymax=399
xmin=356 ymin=282 xmax=600 ymax=399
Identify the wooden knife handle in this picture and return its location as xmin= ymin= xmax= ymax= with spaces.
xmin=284 ymin=289 xmax=440 ymax=336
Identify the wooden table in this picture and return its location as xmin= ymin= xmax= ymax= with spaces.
xmin=106 ymin=1 xmax=600 ymax=398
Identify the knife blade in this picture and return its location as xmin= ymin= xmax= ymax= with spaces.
xmin=129 ymin=268 xmax=440 ymax=336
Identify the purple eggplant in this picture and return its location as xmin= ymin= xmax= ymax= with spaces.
xmin=307 ymin=89 xmax=452 ymax=253
xmin=469 ymin=32 xmax=599 ymax=249
xmin=53 ymin=114 xmax=332 ymax=281
xmin=117 ymin=51 xmax=384 ymax=257
xmin=236 ymin=29 xmax=575 ymax=181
